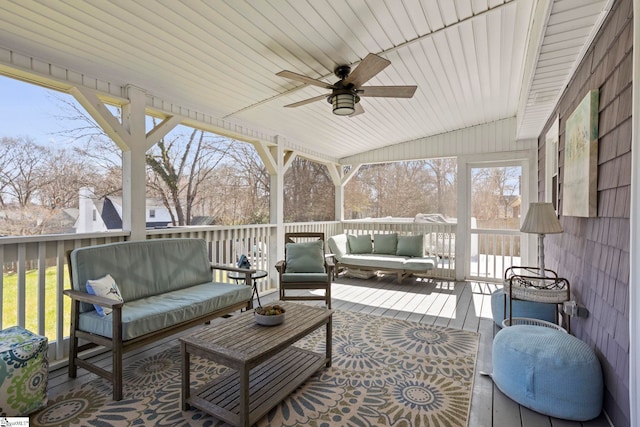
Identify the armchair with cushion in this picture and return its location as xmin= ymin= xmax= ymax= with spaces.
xmin=276 ymin=232 xmax=334 ymax=308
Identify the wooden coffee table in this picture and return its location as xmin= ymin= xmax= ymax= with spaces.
xmin=180 ymin=302 xmax=333 ymax=427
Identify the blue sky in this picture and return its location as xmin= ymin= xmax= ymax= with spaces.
xmin=0 ymin=75 xmax=77 ymax=146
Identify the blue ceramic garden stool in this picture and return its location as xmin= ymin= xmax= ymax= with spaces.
xmin=490 ymin=288 xmax=556 ymax=327
xmin=492 ymin=325 xmax=603 ymax=421
xmin=0 ymin=326 xmax=49 ymax=416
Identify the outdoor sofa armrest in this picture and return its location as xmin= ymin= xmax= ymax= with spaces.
xmin=63 ymin=289 xmax=124 ymax=310
xmin=211 ymin=263 xmax=257 ymax=285
xmin=275 ymin=260 xmax=286 ymax=273
xmin=210 ymin=263 xmax=256 ymax=274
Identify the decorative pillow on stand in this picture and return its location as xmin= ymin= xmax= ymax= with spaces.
xmin=86 ymin=274 xmax=124 ymax=317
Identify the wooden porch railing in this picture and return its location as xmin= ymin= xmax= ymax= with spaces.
xmin=468 ymin=228 xmax=521 ymax=281
xmin=1 ymin=220 xmax=470 ymax=364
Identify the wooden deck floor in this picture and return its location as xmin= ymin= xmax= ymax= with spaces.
xmin=47 ymin=274 xmax=611 ymax=427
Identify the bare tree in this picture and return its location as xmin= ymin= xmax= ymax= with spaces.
xmin=284 ymin=158 xmax=334 ymax=222
xmin=146 ymin=127 xmax=233 ymax=225
xmin=37 ymin=148 xmax=92 ymax=209
xmin=0 ymin=137 xmax=51 ymax=207
xmin=345 ymin=159 xmax=458 ymax=219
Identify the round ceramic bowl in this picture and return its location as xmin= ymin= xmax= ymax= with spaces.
xmin=254 ymin=311 xmax=285 ymax=326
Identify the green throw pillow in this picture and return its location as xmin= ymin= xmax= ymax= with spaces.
xmin=373 ymin=233 xmax=398 ymax=255
xmin=347 ymin=234 xmax=373 ymax=254
xmin=396 ymin=235 xmax=424 ymax=257
xmin=285 ymin=240 xmax=325 ymax=273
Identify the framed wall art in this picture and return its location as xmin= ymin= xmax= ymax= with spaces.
xmin=563 ymin=89 xmax=599 ymax=217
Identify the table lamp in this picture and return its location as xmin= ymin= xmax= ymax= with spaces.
xmin=520 ymin=202 xmax=563 ymax=274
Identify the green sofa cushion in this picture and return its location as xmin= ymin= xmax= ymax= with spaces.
xmin=285 ymin=240 xmax=325 ymax=273
xmin=373 ymin=233 xmax=398 ymax=255
xmin=71 ymin=239 xmax=213 ymax=312
xmin=78 ymin=282 xmax=252 ymax=340
xmin=348 ymin=234 xmax=373 ymax=254
xmin=396 ymin=235 xmax=424 ymax=257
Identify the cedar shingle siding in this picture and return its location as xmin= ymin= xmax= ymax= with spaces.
xmin=538 ymin=0 xmax=632 ymax=425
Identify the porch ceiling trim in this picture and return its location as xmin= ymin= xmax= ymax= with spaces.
xmin=0 ymin=46 xmax=342 ymax=163
xmin=340 ymin=117 xmax=535 ymax=165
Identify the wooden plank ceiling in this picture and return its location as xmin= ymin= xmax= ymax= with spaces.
xmin=0 ymin=0 xmax=611 ymax=162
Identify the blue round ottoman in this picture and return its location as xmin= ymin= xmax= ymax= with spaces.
xmin=492 ymin=325 xmax=603 ymax=421
xmin=491 ymin=288 xmax=556 ymax=327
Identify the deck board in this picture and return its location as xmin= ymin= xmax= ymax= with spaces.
xmin=48 ymin=273 xmax=611 ymax=427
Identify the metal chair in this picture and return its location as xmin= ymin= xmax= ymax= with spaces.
xmin=503 ymin=266 xmax=571 ymax=333
xmin=276 ymin=232 xmax=334 ymax=308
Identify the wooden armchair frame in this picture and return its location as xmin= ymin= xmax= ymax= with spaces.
xmin=275 ymin=232 xmax=334 ymax=308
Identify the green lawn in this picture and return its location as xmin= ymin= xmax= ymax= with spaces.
xmin=2 ymin=266 xmax=71 ymax=342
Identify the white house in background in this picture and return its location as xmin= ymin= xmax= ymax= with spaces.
xmin=75 ymin=187 xmax=174 ymax=233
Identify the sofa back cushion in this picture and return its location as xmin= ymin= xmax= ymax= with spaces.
xmin=70 ymin=239 xmax=212 ymax=312
xmin=396 ymin=235 xmax=424 ymax=257
xmin=373 ymin=233 xmax=398 ymax=255
xmin=327 ymin=234 xmax=349 ymax=260
xmin=347 ymin=234 xmax=373 ymax=254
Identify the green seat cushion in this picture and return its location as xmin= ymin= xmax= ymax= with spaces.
xmin=282 ymin=273 xmax=329 ymax=283
xmin=402 ymin=256 xmax=437 ymax=271
xmin=396 ymin=235 xmax=424 ymax=257
xmin=77 ymin=282 xmax=252 ymax=340
xmin=347 ymin=234 xmax=373 ymax=254
xmin=285 ymin=240 xmax=325 ymax=273
xmin=341 ymin=254 xmax=406 ymax=270
xmin=373 ymin=233 xmax=398 ymax=255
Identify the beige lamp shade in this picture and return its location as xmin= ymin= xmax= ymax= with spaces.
xmin=521 ymin=202 xmax=563 ymax=234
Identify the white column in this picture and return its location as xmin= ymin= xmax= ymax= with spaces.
xmin=629 ymin=2 xmax=640 ymax=423
xmin=269 ymin=138 xmax=286 ymax=286
xmin=121 ymin=86 xmax=148 ymax=241
xmin=455 ymin=159 xmax=469 ymax=281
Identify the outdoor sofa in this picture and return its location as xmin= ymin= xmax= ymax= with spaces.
xmin=64 ymin=238 xmax=253 ymax=400
xmin=327 ymin=233 xmax=437 ymax=283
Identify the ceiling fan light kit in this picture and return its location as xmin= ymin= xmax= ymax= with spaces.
xmin=331 ymin=91 xmax=359 ymax=116
xmin=277 ymin=53 xmax=417 ymax=117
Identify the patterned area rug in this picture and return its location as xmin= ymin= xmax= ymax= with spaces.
xmin=31 ymin=310 xmax=479 ymax=427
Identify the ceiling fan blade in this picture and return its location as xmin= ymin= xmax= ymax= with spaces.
xmin=284 ymin=94 xmax=328 ymax=108
xmin=276 ymin=70 xmax=333 ymax=89
xmin=349 ymin=102 xmax=365 ymax=117
xmin=344 ymin=53 xmax=390 ymax=87
xmin=359 ymin=85 xmax=417 ymax=98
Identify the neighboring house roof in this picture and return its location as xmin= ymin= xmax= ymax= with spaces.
xmin=74 ymin=189 xmax=175 ymax=232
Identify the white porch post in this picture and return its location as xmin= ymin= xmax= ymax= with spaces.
xmin=455 ymin=158 xmax=469 ymax=281
xmin=269 ymin=137 xmax=286 ymax=287
xmin=71 ymin=84 xmax=182 ymax=241
xmin=121 ymin=86 xmax=147 ymax=240
xmin=326 ymin=163 xmax=344 ymax=221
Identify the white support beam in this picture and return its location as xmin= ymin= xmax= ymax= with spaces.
xmin=342 ymin=164 xmax=363 ymax=186
xmin=327 ymin=164 xmax=344 ymax=221
xmin=515 ymin=0 xmax=553 ymax=139
xmin=121 ymin=86 xmax=148 ymax=241
xmin=70 ymin=86 xmax=131 ymax=150
xmin=269 ymin=137 xmax=286 ymax=288
xmin=283 ymin=150 xmax=296 ymax=172
xmin=326 ymin=163 xmax=342 ymax=186
xmin=456 ymin=161 xmax=470 ymax=281
xmin=253 ymin=140 xmax=278 ymax=175
xmin=145 ymin=115 xmax=183 ymax=151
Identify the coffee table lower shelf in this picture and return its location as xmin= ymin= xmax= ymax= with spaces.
xmin=185 ymin=346 xmax=326 ymax=426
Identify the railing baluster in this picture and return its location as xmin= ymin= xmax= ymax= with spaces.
xmin=37 ymin=243 xmax=46 ymax=336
